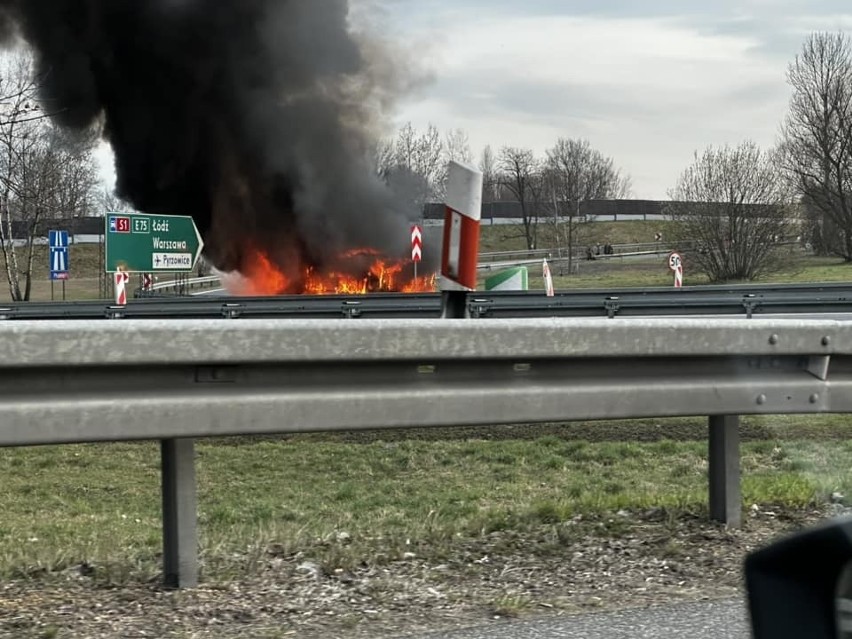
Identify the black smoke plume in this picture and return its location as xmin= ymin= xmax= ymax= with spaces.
xmin=0 ymin=0 xmax=420 ymax=281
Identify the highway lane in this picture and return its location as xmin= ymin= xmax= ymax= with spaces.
xmin=404 ymin=598 xmax=749 ymax=639
xmin=191 ymin=287 xmax=227 ymax=296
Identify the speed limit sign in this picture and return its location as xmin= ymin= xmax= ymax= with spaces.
xmin=668 ymin=252 xmax=683 ymax=272
xmin=668 ymin=252 xmax=684 ymax=288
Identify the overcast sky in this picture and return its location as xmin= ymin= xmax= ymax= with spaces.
xmin=95 ymin=1 xmax=852 ymax=201
xmin=379 ymin=0 xmax=852 ymax=199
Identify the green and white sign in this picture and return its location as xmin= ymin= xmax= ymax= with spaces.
xmin=485 ymin=267 xmax=529 ymax=291
xmin=105 ymin=213 xmax=204 ymax=274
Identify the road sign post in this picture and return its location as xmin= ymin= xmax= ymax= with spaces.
xmin=49 ymin=230 xmax=69 ymax=277
xmin=543 ymin=259 xmax=555 ymax=297
xmin=49 ymin=230 xmax=70 ymax=302
xmin=411 ymin=224 xmax=422 ymax=280
xmin=668 ymin=252 xmax=684 ymax=288
xmin=114 ymin=270 xmax=130 ymax=305
xmin=105 ymin=213 xmax=204 ymax=274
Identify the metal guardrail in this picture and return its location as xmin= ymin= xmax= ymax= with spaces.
xmin=478 ymin=241 xmax=699 ymax=263
xmin=135 ymin=275 xmax=221 ymax=298
xmin=150 ymin=275 xmax=220 ymax=292
xmin=1 ymin=318 xmax=845 ymax=445
xmin=0 ymin=316 xmax=848 ymax=587
xmin=5 ymin=283 xmax=852 ymax=320
xmin=478 ymin=237 xmax=804 ymax=265
xmin=477 ymin=250 xmax=671 ymax=272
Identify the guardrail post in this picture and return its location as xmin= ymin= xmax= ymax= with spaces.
xmin=708 ymin=415 xmax=741 ymax=527
xmin=441 ymin=291 xmax=468 ymax=319
xmin=161 ymin=438 xmax=198 ymax=588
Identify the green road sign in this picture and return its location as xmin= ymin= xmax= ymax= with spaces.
xmin=485 ymin=267 xmax=529 ymax=291
xmin=105 ymin=213 xmax=204 ymax=274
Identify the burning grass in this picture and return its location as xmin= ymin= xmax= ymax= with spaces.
xmin=0 ymin=416 xmax=847 ymax=583
xmin=236 ymin=248 xmax=436 ymax=296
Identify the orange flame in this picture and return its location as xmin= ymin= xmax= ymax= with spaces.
xmin=240 ymin=248 xmax=436 ymax=296
xmin=241 ymin=252 xmax=292 ymax=296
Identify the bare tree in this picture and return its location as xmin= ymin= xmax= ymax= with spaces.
xmin=395 ymin=122 xmax=444 ymax=196
xmin=443 ymin=128 xmax=472 ymax=165
xmin=43 ymin=130 xmax=100 ymax=218
xmin=666 ymin=142 xmax=795 ymax=283
xmin=376 ymin=122 xmax=446 ymax=217
xmin=800 ymin=190 xmax=839 ymax=255
xmin=98 ymin=187 xmax=135 ymax=215
xmin=0 ymin=49 xmax=100 ymax=301
xmin=546 ymin=138 xmax=631 ymax=205
xmin=479 ymin=145 xmax=499 ymax=202
xmin=499 ymin=146 xmax=542 ymax=250
xmin=371 ymin=137 xmax=396 ymax=183
xmin=375 ymin=124 xmax=479 ymax=218
xmin=780 ymin=32 xmax=852 ymax=259
xmin=545 ymin=138 xmax=631 ymax=272
xmin=0 ymin=51 xmax=48 ymax=302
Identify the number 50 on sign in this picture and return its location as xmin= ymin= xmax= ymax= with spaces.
xmin=668 ymin=253 xmax=682 ymax=271
xmin=668 ymin=252 xmax=684 ymax=288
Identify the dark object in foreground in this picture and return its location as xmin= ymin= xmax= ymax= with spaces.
xmin=746 ymin=516 xmax=852 ymax=638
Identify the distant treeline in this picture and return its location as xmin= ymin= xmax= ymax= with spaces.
xmin=6 ymin=217 xmax=105 ymax=238
xmin=423 ymin=199 xmax=797 ymax=221
xmin=6 ymin=199 xmax=800 ymax=240
xmin=424 ymin=199 xmax=666 ymax=220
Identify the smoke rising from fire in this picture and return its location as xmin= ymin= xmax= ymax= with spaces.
xmin=0 ymin=0 xmax=428 ymax=279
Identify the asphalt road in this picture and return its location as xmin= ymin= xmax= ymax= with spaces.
xmin=404 ymin=598 xmax=750 ymax=639
xmin=193 ymin=287 xmax=227 ymax=296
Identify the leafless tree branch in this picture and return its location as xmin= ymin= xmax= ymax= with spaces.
xmin=498 ymin=146 xmax=542 ymax=250
xmin=780 ymin=32 xmax=852 ymax=259
xmin=0 ymin=49 xmax=100 ymax=301
xmin=666 ymin=142 xmax=796 ymax=283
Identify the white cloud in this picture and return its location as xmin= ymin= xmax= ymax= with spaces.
xmin=386 ymin=4 xmax=847 ymax=198
xmin=87 ymin=3 xmax=852 ymax=201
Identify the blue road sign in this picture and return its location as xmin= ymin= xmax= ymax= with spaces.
xmin=48 ymin=230 xmax=68 ymax=248
xmin=49 ymin=230 xmax=70 ymax=281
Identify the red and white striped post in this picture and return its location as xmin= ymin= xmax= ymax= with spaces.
xmin=411 ymin=224 xmax=422 ymax=280
xmin=114 ymin=269 xmax=130 ymax=305
xmin=668 ymin=252 xmax=684 ymax=289
xmin=543 ymin=259 xmax=555 ymax=297
xmin=440 ymin=161 xmax=483 ymax=318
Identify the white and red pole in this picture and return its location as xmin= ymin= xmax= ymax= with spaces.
xmin=114 ymin=269 xmax=130 ymax=305
xmin=668 ymin=252 xmax=684 ymax=289
xmin=440 ymin=161 xmax=482 ymax=317
xmin=411 ymin=224 xmax=422 ymax=280
xmin=543 ymin=259 xmax=555 ymax=297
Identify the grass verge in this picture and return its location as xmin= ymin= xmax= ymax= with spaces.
xmin=0 ymin=417 xmax=849 ymax=584
xmin=0 ymin=245 xmax=105 ymax=302
xmin=2 ymin=229 xmax=850 ymax=300
xmin=524 ymin=255 xmax=852 ymax=290
xmin=479 ymin=221 xmax=675 ymax=253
